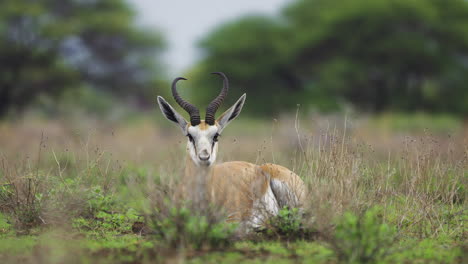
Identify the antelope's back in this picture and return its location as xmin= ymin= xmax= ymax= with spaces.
xmin=210 ymin=161 xmax=269 ymax=221
xmin=209 ymin=161 xmax=306 ymax=222
xmin=260 ymin=163 xmax=306 ymax=207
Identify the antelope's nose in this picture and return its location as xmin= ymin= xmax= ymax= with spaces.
xmin=198 ymin=150 xmax=210 ymax=161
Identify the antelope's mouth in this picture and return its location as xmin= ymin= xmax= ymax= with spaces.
xmin=198 ymin=160 xmax=212 ymax=167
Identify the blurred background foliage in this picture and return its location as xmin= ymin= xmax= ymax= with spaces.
xmin=1 ymin=0 xmax=467 ymax=118
xmin=0 ymin=0 xmax=166 ymax=117
xmin=192 ymin=0 xmax=468 ymax=116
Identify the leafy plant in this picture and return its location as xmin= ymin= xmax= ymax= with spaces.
xmin=265 ymin=206 xmax=306 ymax=239
xmin=86 ymin=186 xmax=115 ymax=216
xmin=148 ymin=204 xmax=237 ymax=250
xmin=72 ymin=208 xmax=142 ymax=236
xmin=332 ymin=206 xmax=397 ymax=264
xmin=72 ymin=186 xmax=142 ymax=236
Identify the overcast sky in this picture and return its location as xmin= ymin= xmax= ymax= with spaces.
xmin=131 ymin=0 xmax=289 ymax=75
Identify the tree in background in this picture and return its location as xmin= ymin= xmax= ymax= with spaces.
xmin=192 ymin=16 xmax=297 ymax=116
xmin=193 ymin=0 xmax=468 ymax=116
xmin=0 ymin=0 xmax=165 ymax=117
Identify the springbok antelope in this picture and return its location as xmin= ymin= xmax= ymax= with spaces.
xmin=157 ymin=72 xmax=306 ymax=229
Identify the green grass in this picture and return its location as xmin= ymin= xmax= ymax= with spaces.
xmin=370 ymin=112 xmax=462 ymax=133
xmin=0 ymin=191 xmax=464 ymax=263
xmin=0 ymin=231 xmax=463 ymax=263
xmin=0 ymin=115 xmax=466 ymax=263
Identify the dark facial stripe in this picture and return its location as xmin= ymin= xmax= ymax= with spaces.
xmin=211 ymin=140 xmax=216 ymax=153
xmin=187 ymin=134 xmax=197 ymax=153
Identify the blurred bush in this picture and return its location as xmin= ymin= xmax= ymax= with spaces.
xmin=0 ymin=0 xmax=166 ymax=117
xmin=193 ymin=0 xmax=468 ymax=117
xmin=148 ymin=204 xmax=237 ymax=250
xmin=332 ymin=207 xmax=397 ymax=264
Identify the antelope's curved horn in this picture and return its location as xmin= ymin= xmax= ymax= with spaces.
xmin=171 ymin=77 xmax=200 ymax=126
xmin=205 ymin=72 xmax=229 ymax=125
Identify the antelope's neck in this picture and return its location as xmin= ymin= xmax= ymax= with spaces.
xmin=184 ymin=155 xmax=213 ymax=178
xmin=184 ymin=154 xmax=214 ymax=203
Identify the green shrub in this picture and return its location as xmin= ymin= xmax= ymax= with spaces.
xmin=72 ymin=186 xmax=142 ymax=236
xmin=86 ymin=186 xmax=116 ymax=216
xmin=148 ymin=204 xmax=237 ymax=250
xmin=389 ymin=237 xmax=464 ymax=263
xmin=332 ymin=206 xmax=397 ymax=264
xmin=72 ymin=208 xmax=142 ymax=236
xmin=265 ymin=207 xmax=305 ymax=239
xmin=0 ymin=172 xmax=45 ymax=230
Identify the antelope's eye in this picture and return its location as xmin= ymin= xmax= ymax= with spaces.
xmin=187 ymin=134 xmax=194 ymax=142
xmin=213 ymin=133 xmax=219 ymax=142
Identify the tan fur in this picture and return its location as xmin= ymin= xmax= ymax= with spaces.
xmin=211 ymin=162 xmax=268 ymax=222
xmin=184 ymin=155 xmax=305 ymax=223
xmin=190 ymin=120 xmax=210 ymax=130
xmin=260 ymin=163 xmax=306 ymax=203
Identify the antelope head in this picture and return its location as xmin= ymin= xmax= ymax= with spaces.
xmin=157 ymin=72 xmax=246 ymax=167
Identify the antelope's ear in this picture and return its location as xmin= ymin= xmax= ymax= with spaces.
xmin=216 ymin=93 xmax=246 ymax=132
xmin=157 ymin=96 xmax=188 ymax=134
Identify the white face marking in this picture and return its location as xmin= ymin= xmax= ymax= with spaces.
xmin=187 ymin=125 xmax=220 ymax=167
